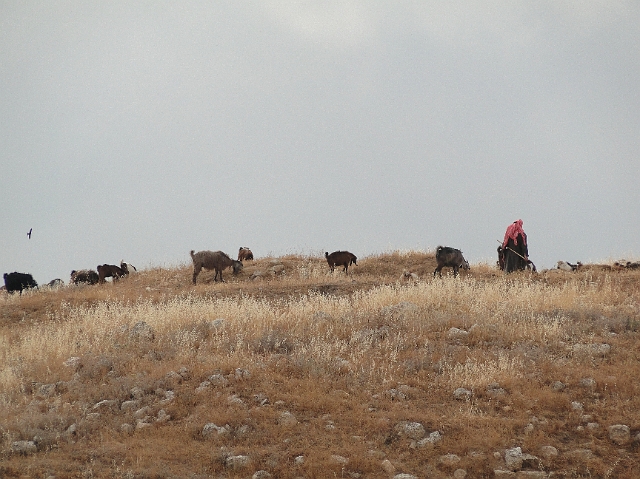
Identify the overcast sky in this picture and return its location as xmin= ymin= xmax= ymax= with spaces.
xmin=2 ymin=2 xmax=639 ymax=284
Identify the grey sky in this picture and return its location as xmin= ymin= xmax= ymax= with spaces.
xmin=2 ymin=2 xmax=639 ymax=283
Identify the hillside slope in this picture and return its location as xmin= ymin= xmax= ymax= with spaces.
xmin=1 ymin=252 xmax=639 ymax=478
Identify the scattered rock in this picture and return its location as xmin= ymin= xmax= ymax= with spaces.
xmin=447 ymin=327 xmax=469 ymax=340
xmin=486 ymin=383 xmax=507 ymax=396
xmin=572 ymin=343 xmax=611 ymax=356
xmin=268 ymin=264 xmax=285 ymax=275
xmin=12 ymin=440 xmax=37 ymax=455
xmin=539 ymin=445 xmax=558 ymax=460
xmin=209 ymin=318 xmax=225 ymax=329
xmin=294 ymin=455 xmax=305 ymax=465
xmin=227 ymin=395 xmax=246 ymax=407
xmin=394 ymin=421 xmax=426 ymax=440
xmin=36 ymin=383 xmax=57 ymax=398
xmin=130 ymin=386 xmax=145 ymax=399
xmin=253 ymin=471 xmax=272 ymax=479
xmin=203 ymin=423 xmax=230 ymax=438
xmin=120 ymin=423 xmax=134 ymax=435
xmin=386 ymin=388 xmax=407 ymax=401
xmin=278 ymin=411 xmax=298 ymax=427
xmin=134 ymin=406 xmax=151 ymax=419
xmin=579 ymin=377 xmax=596 ymax=389
xmin=439 ymin=453 xmax=461 ymax=466
xmin=129 ymin=321 xmax=155 ymax=341
xmin=608 ymin=424 xmax=631 ymax=445
xmin=381 ymin=459 xmax=396 ymax=474
xmin=93 ymin=399 xmax=118 ymax=411
xmin=453 ymin=469 xmax=467 ymax=479
xmin=504 ymin=447 xmax=523 ymax=471
xmin=415 ymin=431 xmax=443 ymax=448
xmin=195 ymin=381 xmax=211 ymax=393
xmin=63 ymin=356 xmax=81 ymax=370
xmin=226 ymin=455 xmax=251 ymax=470
xmin=164 ymin=370 xmax=183 ymax=385
xmin=454 ymin=388 xmax=472 ymax=400
xmin=208 ymin=373 xmax=229 ymax=387
xmin=234 ymin=368 xmax=251 ymax=380
xmin=136 ymin=419 xmax=151 ymax=430
xmin=550 ymin=381 xmax=566 ymax=391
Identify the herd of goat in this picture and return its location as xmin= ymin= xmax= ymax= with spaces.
xmin=3 ymin=244 xmax=639 ymax=295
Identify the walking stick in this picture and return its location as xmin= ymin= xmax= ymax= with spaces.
xmin=497 ymin=240 xmax=537 ymax=272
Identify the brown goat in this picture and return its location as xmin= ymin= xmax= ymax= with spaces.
xmin=325 ymin=251 xmax=357 ymax=273
xmin=190 ymin=250 xmax=244 ymax=284
xmin=238 ymin=247 xmax=254 ymax=261
xmin=70 ymin=269 xmax=99 ymax=285
xmin=97 ymin=262 xmax=127 ymax=284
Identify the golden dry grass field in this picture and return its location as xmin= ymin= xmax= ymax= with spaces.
xmin=1 ymin=251 xmax=639 ymax=478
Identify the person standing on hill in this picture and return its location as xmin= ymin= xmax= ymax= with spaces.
xmin=501 ymin=219 xmax=529 ymax=273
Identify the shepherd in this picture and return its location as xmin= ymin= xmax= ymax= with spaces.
xmin=500 ymin=219 xmax=530 ymax=273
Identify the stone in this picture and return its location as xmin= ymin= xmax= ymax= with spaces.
xmin=448 ymin=327 xmax=469 ymax=339
xmin=454 ymin=388 xmax=472 ymax=400
xmin=278 ymin=411 xmax=298 ymax=427
xmin=579 ymin=377 xmax=596 ymax=389
xmin=226 ymin=455 xmax=251 ymax=470
xmin=439 ymin=454 xmax=461 ymax=466
xmin=12 ymin=440 xmax=37 ymax=455
xmin=416 ymin=430 xmax=443 ymax=447
xmin=202 ymin=423 xmax=229 ymax=437
xmin=539 ymin=445 xmax=558 ymax=459
xmin=129 ymin=321 xmax=155 ymax=341
xmin=504 ymin=447 xmax=523 ymax=471
xmin=64 ymin=356 xmax=81 ymax=369
xmin=93 ymin=399 xmax=118 ymax=410
xmin=252 ymin=471 xmax=272 ymax=479
xmin=493 ymin=471 xmax=516 ymax=478
xmin=381 ymin=459 xmax=396 ymax=474
xmin=207 ymin=373 xmax=229 ymax=387
xmin=120 ymin=423 xmax=134 ymax=435
xmin=454 ymin=469 xmax=467 ymax=479
xmin=608 ymin=424 xmax=631 ymax=445
xmin=394 ymin=421 xmax=426 ymax=440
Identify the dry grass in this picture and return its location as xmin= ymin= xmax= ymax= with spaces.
xmin=1 ymin=251 xmax=639 ymax=478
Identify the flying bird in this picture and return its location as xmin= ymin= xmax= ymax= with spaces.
xmin=27 ymin=228 xmax=32 ymax=239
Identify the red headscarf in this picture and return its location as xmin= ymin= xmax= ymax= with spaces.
xmin=502 ymin=219 xmax=527 ymax=247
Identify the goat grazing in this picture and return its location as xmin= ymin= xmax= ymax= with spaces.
xmin=71 ymin=269 xmax=99 ymax=285
xmin=3 ymin=272 xmax=38 ymax=294
xmin=120 ymin=261 xmax=137 ymax=274
xmin=238 ymin=247 xmax=254 ymax=261
xmin=557 ymin=261 xmax=582 ymax=272
xmin=325 ymin=251 xmax=357 ymax=273
xmin=190 ymin=250 xmax=244 ymax=284
xmin=97 ymin=262 xmax=127 ymax=284
xmin=434 ymin=246 xmax=470 ymax=277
